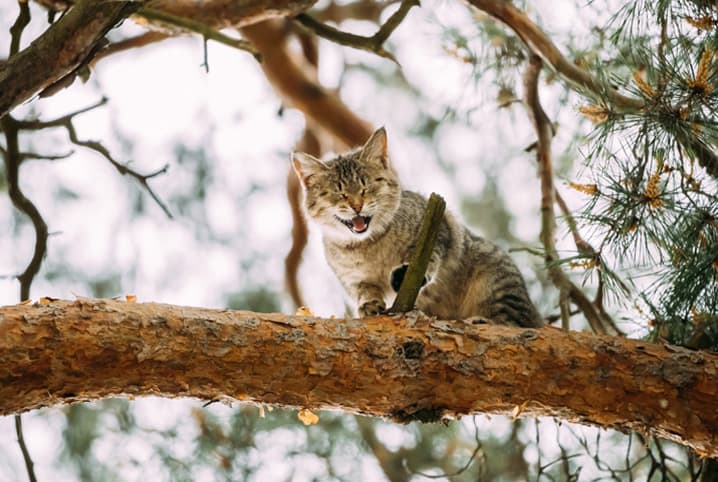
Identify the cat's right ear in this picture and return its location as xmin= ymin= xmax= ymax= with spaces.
xmin=291 ymin=151 xmax=326 ymax=186
xmin=361 ymin=126 xmax=389 ymax=168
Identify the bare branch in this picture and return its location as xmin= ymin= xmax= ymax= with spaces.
xmin=13 ymin=99 xmax=173 ymax=218
xmin=14 ymin=415 xmax=37 ymax=482
xmin=90 ymin=31 xmax=170 ymax=67
xmin=8 ymin=1 xmax=31 ymax=58
xmin=137 ymin=8 xmax=261 ymax=61
xmin=522 ymin=55 xmax=619 ymax=336
xmin=295 ymin=0 xmax=420 ymax=62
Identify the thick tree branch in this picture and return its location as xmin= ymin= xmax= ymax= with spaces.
xmin=0 ymin=0 xmax=138 ymax=117
xmin=523 ymin=55 xmax=619 ymax=336
xmin=1 ymin=299 xmax=717 ymax=456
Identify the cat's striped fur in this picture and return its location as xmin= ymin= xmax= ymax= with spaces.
xmin=292 ymin=127 xmax=542 ymax=327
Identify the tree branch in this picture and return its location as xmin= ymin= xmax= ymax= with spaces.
xmin=14 ymin=414 xmax=37 ymax=482
xmin=468 ymin=0 xmax=718 ymax=180
xmin=13 ymin=99 xmax=173 ymax=218
xmin=522 ymin=55 xmax=619 ymax=336
xmin=137 ymin=8 xmax=261 ymax=61
xmin=0 ymin=0 xmax=139 ymax=117
xmin=1 ymin=298 xmax=717 ymax=457
xmin=295 ymin=0 xmax=419 ymax=62
xmin=241 ymin=19 xmax=373 ymax=147
xmin=390 ymin=193 xmax=446 ymax=313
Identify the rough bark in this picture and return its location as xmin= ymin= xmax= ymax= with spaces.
xmin=1 ymin=299 xmax=717 ymax=456
xmin=0 ymin=1 xmax=139 ymax=117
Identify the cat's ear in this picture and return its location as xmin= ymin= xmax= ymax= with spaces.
xmin=361 ymin=127 xmax=389 ymax=168
xmin=291 ymin=151 xmax=327 ymax=186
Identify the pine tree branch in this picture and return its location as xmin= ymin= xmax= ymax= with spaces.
xmin=90 ymin=31 xmax=171 ymax=67
xmin=522 ymin=55 xmax=619 ymax=336
xmin=295 ymin=0 xmax=420 ymax=62
xmin=390 ymin=193 xmax=446 ymax=313
xmin=468 ymin=0 xmax=718 ymax=180
xmin=1 ymin=298 xmax=718 ymax=457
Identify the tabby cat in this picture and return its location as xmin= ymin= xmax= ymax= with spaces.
xmin=291 ymin=127 xmax=542 ymax=327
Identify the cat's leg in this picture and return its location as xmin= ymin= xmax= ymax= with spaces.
xmin=355 ymin=282 xmax=386 ymax=316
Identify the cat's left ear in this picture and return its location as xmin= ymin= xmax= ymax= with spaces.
xmin=361 ymin=127 xmax=389 ymax=168
xmin=291 ymin=151 xmax=327 ymax=186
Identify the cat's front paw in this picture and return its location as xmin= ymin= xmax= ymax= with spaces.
xmin=359 ymin=299 xmax=386 ymax=317
xmin=390 ymin=265 xmax=429 ymax=292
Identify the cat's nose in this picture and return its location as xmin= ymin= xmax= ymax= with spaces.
xmin=349 ymin=198 xmax=363 ymax=213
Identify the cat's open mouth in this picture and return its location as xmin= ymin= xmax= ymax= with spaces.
xmin=337 ymin=215 xmax=372 ymax=234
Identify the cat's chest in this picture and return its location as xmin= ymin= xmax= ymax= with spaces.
xmin=325 ymin=238 xmax=407 ymax=285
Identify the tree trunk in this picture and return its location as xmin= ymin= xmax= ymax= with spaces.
xmin=1 ymin=299 xmax=717 ymax=456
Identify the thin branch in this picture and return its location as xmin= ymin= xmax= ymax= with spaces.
xmin=313 ymin=0 xmax=400 ymax=23
xmin=13 ymin=99 xmax=173 ymax=218
xmin=295 ymin=0 xmax=420 ymax=62
xmin=390 ymin=193 xmax=446 ymax=313
xmin=522 ymin=55 xmax=619 ymax=336
xmin=554 ymin=190 xmax=595 ymax=256
xmin=90 ymin=31 xmax=170 ymax=67
xmin=1 ymin=116 xmax=49 ymax=302
xmin=406 ymin=418 xmax=484 ymax=479
xmin=14 ymin=415 xmax=37 ymax=482
xmin=8 ymin=0 xmax=31 ymax=58
xmin=137 ymin=8 xmax=261 ymax=61
xmin=19 ymin=151 xmax=75 ymax=162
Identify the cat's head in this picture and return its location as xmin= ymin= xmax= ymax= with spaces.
xmin=291 ymin=127 xmax=401 ymax=243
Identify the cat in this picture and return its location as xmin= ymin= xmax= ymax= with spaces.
xmin=291 ymin=127 xmax=542 ymax=328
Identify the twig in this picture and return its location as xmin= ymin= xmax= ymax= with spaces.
xmin=390 ymin=193 xmax=446 ymax=313
xmin=13 ymin=99 xmax=173 ymax=218
xmin=9 ymin=0 xmax=31 ymax=58
xmin=405 ymin=417 xmax=484 ymax=479
xmin=90 ymin=31 xmax=170 ymax=67
xmin=522 ymin=55 xmax=619 ymax=336
xmin=137 ymin=8 xmax=260 ymax=62
xmin=295 ymin=0 xmax=420 ymax=63
xmin=14 ymin=415 xmax=37 ymax=482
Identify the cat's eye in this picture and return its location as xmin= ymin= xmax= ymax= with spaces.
xmin=341 ymin=194 xmax=348 ymax=200
xmin=374 ymin=177 xmax=385 ymax=183
xmin=361 ymin=189 xmax=366 ymax=196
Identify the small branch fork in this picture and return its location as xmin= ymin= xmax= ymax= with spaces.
xmin=11 ymin=98 xmax=173 ymax=218
xmin=295 ymin=0 xmax=420 ymax=62
xmin=522 ymin=55 xmax=619 ymax=336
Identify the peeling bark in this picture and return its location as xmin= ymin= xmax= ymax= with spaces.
xmin=1 ymin=299 xmax=717 ymax=456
